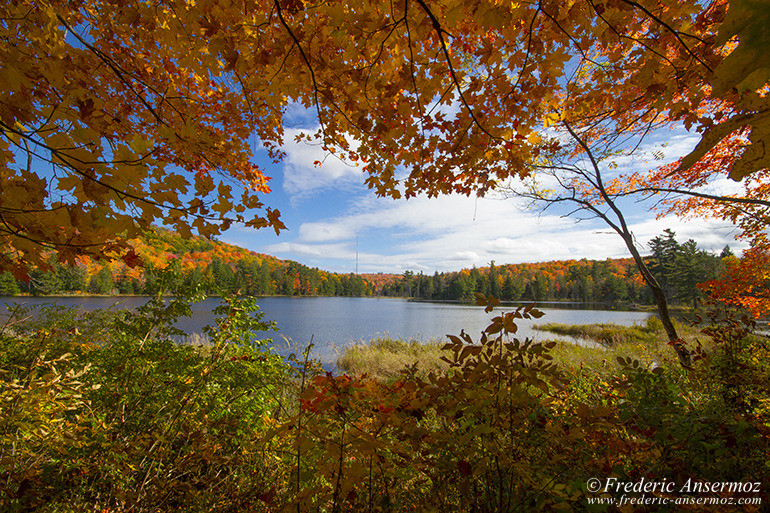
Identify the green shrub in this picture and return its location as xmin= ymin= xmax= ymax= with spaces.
xmin=0 ymin=292 xmax=290 ymax=512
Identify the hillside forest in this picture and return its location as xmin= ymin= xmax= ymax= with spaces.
xmin=0 ymin=228 xmax=738 ymax=309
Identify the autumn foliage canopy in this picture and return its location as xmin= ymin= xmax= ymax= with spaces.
xmin=5 ymin=0 xmax=768 ymax=276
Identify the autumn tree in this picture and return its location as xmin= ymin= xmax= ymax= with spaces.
xmin=1 ymin=0 xmax=284 ymax=277
xmin=5 ymin=0 xmax=742 ymax=276
xmin=673 ymin=0 xmax=770 ymax=182
xmin=630 ymin=128 xmax=770 ymax=316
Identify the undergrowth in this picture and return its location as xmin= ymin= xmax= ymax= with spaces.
xmin=1 ymin=291 xmax=767 ymax=512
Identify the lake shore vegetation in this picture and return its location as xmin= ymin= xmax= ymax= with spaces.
xmin=337 ymin=316 xmax=708 ymax=377
xmin=2 ymin=294 xmax=768 ymax=511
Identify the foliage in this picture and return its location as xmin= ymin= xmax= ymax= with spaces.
xmin=1 ymin=292 xmax=768 ymax=511
xmin=694 ymin=302 xmax=770 ymax=417
xmin=4 ymin=0 xmax=748 ymax=278
xmin=3 ymin=228 xmax=737 ymax=306
xmin=271 ymin=296 xmax=769 ymax=511
xmin=0 ymin=291 xmax=289 ymax=512
xmin=1 ymin=0 xmax=289 ymax=278
xmin=701 ymin=245 xmax=770 ymax=318
xmin=675 ymin=0 xmax=770 ymax=182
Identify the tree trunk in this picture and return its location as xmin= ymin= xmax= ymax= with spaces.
xmin=622 ymin=234 xmax=692 ymax=369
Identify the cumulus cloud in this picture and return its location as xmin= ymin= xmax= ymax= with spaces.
xmin=263 ymin=188 xmax=748 ymax=273
xmin=280 ymin=128 xmax=365 ymax=202
xmin=254 ymin=124 xmax=747 ymax=273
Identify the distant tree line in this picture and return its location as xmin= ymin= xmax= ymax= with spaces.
xmin=0 ymin=229 xmax=737 ymax=305
xmin=379 ymin=230 xmax=733 ymax=306
xmin=0 ymin=257 xmax=373 ymax=297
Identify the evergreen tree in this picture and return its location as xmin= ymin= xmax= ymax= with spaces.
xmin=720 ymin=245 xmax=734 ymax=259
xmin=432 ymin=271 xmax=444 ymax=299
xmin=0 ymin=272 xmax=20 ymax=295
xmin=88 ymin=267 xmax=114 ymax=295
xmin=489 ymin=261 xmax=500 ymax=298
xmin=58 ymin=264 xmax=87 ymax=292
xmin=648 ymin=229 xmax=680 ymax=302
xmin=670 ymin=240 xmax=711 ymax=308
xmin=501 ymin=273 xmax=524 ymax=301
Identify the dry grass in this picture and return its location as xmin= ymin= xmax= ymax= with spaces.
xmin=338 ymin=317 xmax=711 ymax=379
xmin=336 ymin=337 xmax=451 ymax=381
xmin=535 ymin=316 xmax=707 ymax=372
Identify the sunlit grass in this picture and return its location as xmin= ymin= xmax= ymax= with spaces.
xmin=538 ymin=316 xmax=709 ymax=372
xmin=336 ymin=337 xmax=451 ymax=381
xmin=338 ymin=317 xmax=712 ymax=379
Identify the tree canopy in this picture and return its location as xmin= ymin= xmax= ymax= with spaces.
xmin=3 ymin=0 xmax=766 ymax=279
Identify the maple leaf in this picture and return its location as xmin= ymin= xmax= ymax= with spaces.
xmin=1 ymin=0 xmax=757 ymax=287
xmin=121 ymin=249 xmax=143 ymax=269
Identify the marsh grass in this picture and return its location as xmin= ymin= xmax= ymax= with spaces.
xmin=338 ymin=317 xmax=714 ymax=379
xmin=534 ymin=319 xmax=662 ymax=347
xmin=535 ymin=316 xmax=709 ymax=372
xmin=336 ymin=337 xmax=451 ymax=381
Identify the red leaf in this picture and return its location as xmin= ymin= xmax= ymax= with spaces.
xmin=121 ymin=249 xmax=143 ymax=268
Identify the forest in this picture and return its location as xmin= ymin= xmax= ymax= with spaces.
xmin=0 ymin=229 xmax=373 ymax=297
xmin=379 ymin=230 xmax=736 ymax=306
xmin=0 ymin=228 xmax=738 ymax=311
xmin=2 ymin=0 xmax=769 ymax=511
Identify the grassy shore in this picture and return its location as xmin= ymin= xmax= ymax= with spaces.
xmin=337 ymin=317 xmax=707 ymax=377
xmin=337 ymin=337 xmax=451 ymax=380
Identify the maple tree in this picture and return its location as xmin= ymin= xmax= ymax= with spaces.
xmin=635 ymin=131 xmax=770 ymax=317
xmin=1 ymin=0 xmax=284 ymax=278
xmin=3 ymin=0 xmax=741 ymax=276
xmin=674 ymin=0 xmax=770 ymax=182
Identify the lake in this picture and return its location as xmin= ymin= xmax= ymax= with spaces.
xmin=0 ymin=296 xmax=652 ymax=370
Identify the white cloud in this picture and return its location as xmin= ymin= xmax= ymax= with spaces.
xmin=297 ymin=222 xmax=355 ymax=243
xmin=265 ymin=241 xmax=352 ymax=259
xmin=262 ymin=189 xmax=748 ymax=273
xmin=283 ymin=102 xmax=317 ymax=126
xmin=253 ymin=123 xmax=749 ymax=273
xmin=280 ymin=128 xmax=364 ymax=202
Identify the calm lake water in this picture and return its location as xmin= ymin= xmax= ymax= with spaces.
xmin=0 ymin=296 xmax=652 ymax=369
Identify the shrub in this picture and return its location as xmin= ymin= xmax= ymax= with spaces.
xmin=0 ymin=292 xmax=289 ymax=512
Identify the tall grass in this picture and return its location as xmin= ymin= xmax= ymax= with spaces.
xmin=533 ymin=316 xmax=665 ymax=347
xmin=534 ymin=316 xmax=708 ymax=371
xmin=336 ymin=337 xmax=450 ymax=381
xmin=338 ymin=317 xmax=712 ymax=378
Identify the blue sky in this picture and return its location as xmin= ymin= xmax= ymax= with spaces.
xmin=221 ymin=120 xmax=748 ymax=275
